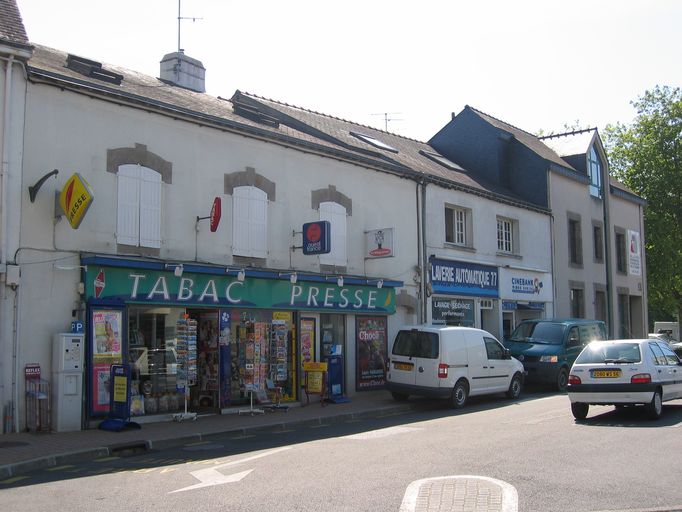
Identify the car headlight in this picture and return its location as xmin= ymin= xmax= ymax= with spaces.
xmin=539 ymin=355 xmax=558 ymax=363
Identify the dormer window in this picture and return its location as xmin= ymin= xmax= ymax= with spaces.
xmin=349 ymin=131 xmax=398 ymax=153
xmin=420 ymin=149 xmax=463 ymax=171
xmin=588 ymin=146 xmax=603 ymax=198
xmin=66 ymin=54 xmax=123 ymax=85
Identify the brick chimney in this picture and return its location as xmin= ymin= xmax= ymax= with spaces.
xmin=160 ymin=50 xmax=205 ymax=93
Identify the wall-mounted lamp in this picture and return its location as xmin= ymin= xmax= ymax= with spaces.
xmin=279 ymin=271 xmax=298 ymax=284
xmin=337 ymin=276 xmax=344 ymax=287
xmin=367 ymin=278 xmax=384 ymax=289
xmin=54 ymin=264 xmax=88 ymax=271
xmin=377 ymin=279 xmax=384 ymax=289
xmin=237 ymin=269 xmax=246 ymax=282
xmin=165 ymin=263 xmax=183 ymax=277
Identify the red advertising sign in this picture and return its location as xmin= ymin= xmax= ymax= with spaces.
xmin=356 ymin=317 xmax=387 ymax=390
xmin=25 ymin=363 xmax=41 ymax=380
xmin=210 ymin=197 xmax=221 ymax=232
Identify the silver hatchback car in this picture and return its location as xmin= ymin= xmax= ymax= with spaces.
xmin=567 ymin=339 xmax=682 ymax=420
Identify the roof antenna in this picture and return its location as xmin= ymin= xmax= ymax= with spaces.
xmin=372 ymin=112 xmax=403 ymax=131
xmin=177 ymin=0 xmax=203 ymax=53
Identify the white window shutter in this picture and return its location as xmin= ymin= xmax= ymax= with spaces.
xmin=116 ymin=164 xmax=140 ymax=246
xmin=250 ymin=187 xmax=268 ymax=258
xmin=139 ymin=167 xmax=162 ymax=249
xmin=232 ymin=186 xmax=251 ymax=256
xmin=320 ymin=201 xmax=347 ymax=266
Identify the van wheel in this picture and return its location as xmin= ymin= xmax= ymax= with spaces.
xmin=391 ymin=392 xmax=409 ymax=402
xmin=645 ymin=390 xmax=663 ymax=420
xmin=450 ymin=380 xmax=468 ymax=409
xmin=556 ymin=367 xmax=569 ymax=392
xmin=506 ymin=373 xmax=523 ymax=399
xmin=571 ymin=402 xmax=589 ymax=420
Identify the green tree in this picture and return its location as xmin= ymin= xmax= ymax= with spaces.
xmin=604 ymin=86 xmax=682 ymax=326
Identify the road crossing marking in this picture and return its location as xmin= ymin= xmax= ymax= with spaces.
xmin=342 ymin=425 xmax=422 ymax=440
xmin=170 ymin=446 xmax=292 ymax=493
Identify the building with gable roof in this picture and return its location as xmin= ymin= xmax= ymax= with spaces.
xmin=0 ymin=1 xmax=557 ymax=431
xmin=430 ymin=106 xmax=647 ymax=338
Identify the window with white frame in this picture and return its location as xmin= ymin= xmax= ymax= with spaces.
xmin=588 ymin=146 xmax=603 ymax=198
xmin=116 ymin=164 xmax=162 ymax=248
xmin=233 ymin=185 xmax=268 ymax=258
xmin=319 ymin=201 xmax=347 ymax=266
xmin=496 ymin=216 xmax=514 ymax=253
xmin=445 ymin=205 xmax=469 ymax=246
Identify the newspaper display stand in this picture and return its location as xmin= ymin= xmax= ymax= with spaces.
xmin=173 ymin=316 xmax=198 ymax=422
xmin=25 ymin=364 xmax=50 ymax=433
xmin=302 ymin=361 xmax=327 ymax=407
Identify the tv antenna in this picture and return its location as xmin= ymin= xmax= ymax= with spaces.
xmin=372 ymin=112 xmax=403 ymax=131
xmin=177 ymin=0 xmax=203 ymax=53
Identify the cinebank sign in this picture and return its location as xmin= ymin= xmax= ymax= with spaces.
xmin=85 ymin=266 xmax=396 ymax=314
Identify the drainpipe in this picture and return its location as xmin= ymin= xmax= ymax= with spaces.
xmin=1 ymin=54 xmax=14 ymax=272
xmin=415 ymin=182 xmax=422 ymax=323
xmin=603 ymin=179 xmax=614 ymax=337
xmin=421 ymin=181 xmax=428 ymax=323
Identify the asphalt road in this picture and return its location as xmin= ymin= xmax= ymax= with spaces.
xmin=2 ymin=389 xmax=682 ymax=512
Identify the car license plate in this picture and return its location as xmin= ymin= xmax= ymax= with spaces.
xmin=592 ymin=369 xmax=621 ymax=378
xmin=394 ymin=362 xmax=413 ymax=371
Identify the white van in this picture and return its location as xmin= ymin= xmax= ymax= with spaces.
xmin=385 ymin=325 xmax=525 ymax=408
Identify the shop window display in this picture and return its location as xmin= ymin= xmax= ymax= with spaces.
xmin=228 ymin=310 xmax=296 ymax=404
xmin=128 ymin=307 xmax=187 ymax=416
xmin=127 ymin=306 xmax=297 ymax=415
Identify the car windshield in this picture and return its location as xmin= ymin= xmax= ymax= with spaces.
xmin=508 ymin=322 xmax=564 ymax=344
xmin=575 ymin=342 xmax=642 ymax=364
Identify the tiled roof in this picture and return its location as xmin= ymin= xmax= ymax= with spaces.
xmin=466 ymin=106 xmax=578 ymax=172
xmin=0 ymin=0 xmax=29 ymax=47
xmin=26 ymin=44 xmax=542 ymax=211
xmin=237 ymin=92 xmax=534 ymax=205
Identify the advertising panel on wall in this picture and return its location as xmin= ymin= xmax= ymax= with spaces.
xmin=429 ymin=257 xmax=499 ymax=297
xmin=356 ymin=316 xmax=387 ymax=390
xmin=88 ymin=308 xmax=124 ymax=415
xmin=432 ymin=298 xmax=475 ymax=326
xmin=83 ymin=265 xmax=397 ymax=314
xmin=498 ymin=267 xmax=553 ymax=306
xmin=627 ymin=230 xmax=641 ymax=276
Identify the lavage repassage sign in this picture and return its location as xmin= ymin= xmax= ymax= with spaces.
xmin=430 ymin=257 xmax=499 ymax=297
xmin=85 ymin=267 xmax=396 ymax=314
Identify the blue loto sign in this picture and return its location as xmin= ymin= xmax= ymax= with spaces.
xmin=302 ymin=221 xmax=331 ymax=255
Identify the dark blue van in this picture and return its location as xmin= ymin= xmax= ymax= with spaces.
xmin=504 ymin=318 xmax=607 ymax=390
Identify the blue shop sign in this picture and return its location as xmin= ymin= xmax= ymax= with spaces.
xmin=302 ymin=221 xmax=331 ymax=255
xmin=430 ymin=257 xmax=499 ymax=298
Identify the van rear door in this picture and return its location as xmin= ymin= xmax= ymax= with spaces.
xmin=390 ymin=329 xmax=439 ymax=388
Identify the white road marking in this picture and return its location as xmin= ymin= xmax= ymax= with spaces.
xmin=400 ymin=475 xmax=518 ymax=512
xmin=342 ymin=426 xmax=422 ymax=440
xmin=169 ymin=446 xmax=291 ymax=493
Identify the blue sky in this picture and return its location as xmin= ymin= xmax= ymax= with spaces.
xmin=17 ymin=0 xmax=682 ymax=141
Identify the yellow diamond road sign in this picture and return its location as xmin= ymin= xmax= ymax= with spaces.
xmin=59 ymin=173 xmax=94 ymax=229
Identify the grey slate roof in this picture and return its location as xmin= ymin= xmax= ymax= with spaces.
xmin=0 ymin=0 xmax=29 ymax=48
xmin=466 ymin=106 xmax=578 ymax=172
xmin=26 ymin=43 xmax=544 ymax=213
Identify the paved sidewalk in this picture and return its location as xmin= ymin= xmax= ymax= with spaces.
xmin=0 ymin=391 xmax=416 ymax=479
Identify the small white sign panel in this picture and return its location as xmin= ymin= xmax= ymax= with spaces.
xmin=628 ymin=230 xmax=641 ymax=276
xmin=365 ymin=228 xmax=394 ymax=258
